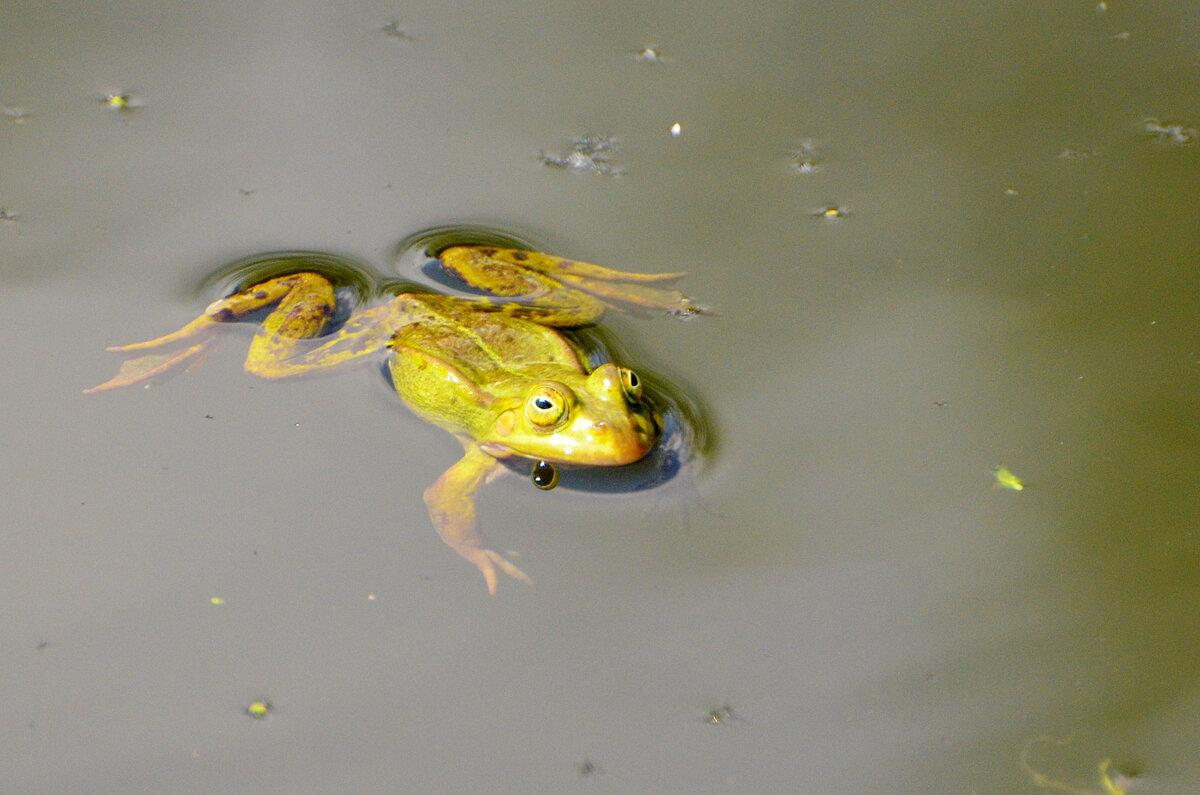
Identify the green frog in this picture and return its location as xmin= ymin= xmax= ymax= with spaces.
xmin=88 ymin=244 xmax=704 ymax=593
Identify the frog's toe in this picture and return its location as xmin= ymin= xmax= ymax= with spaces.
xmin=468 ymin=548 xmax=531 ymax=595
xmin=84 ymin=342 xmax=210 ymax=393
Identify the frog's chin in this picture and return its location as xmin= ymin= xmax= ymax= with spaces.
xmin=478 ymin=439 xmax=654 ymax=468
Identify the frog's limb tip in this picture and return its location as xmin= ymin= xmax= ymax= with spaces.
xmin=464 ymin=556 xmax=500 ymax=595
xmin=85 ymin=342 xmax=209 ymax=393
xmin=491 ymin=550 xmax=532 ymax=586
xmin=469 ymin=549 xmax=531 ymax=595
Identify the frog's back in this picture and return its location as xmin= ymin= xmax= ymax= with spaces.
xmin=386 ymin=293 xmax=590 ymax=437
xmin=392 ymin=293 xmax=586 ymax=379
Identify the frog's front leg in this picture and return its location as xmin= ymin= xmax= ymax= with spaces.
xmin=424 ymin=443 xmax=531 ymax=594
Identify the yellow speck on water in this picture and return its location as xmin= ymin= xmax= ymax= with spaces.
xmin=103 ymin=93 xmax=129 ymax=109
xmin=210 ymin=597 xmax=225 ymax=605
xmin=246 ymin=701 xmax=271 ymax=719
xmin=994 ymin=465 xmax=1025 ymax=491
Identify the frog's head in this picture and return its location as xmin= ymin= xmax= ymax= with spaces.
xmin=482 ymin=363 xmax=660 ymax=466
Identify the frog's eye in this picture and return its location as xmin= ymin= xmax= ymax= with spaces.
xmin=619 ymin=367 xmax=643 ymax=402
xmin=526 ymin=385 xmax=567 ymax=427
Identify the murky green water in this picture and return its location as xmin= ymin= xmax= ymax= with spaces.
xmin=3 ymin=1 xmax=1198 ymax=791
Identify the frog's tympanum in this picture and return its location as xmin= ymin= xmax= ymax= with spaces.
xmin=88 ymin=241 xmax=704 ymax=592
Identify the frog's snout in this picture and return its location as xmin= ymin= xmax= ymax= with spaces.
xmin=575 ymin=413 xmax=657 ymax=465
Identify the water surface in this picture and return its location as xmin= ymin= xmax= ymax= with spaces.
xmin=2 ymin=1 xmax=1198 ymax=791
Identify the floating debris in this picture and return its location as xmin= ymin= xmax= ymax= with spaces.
xmin=634 ymin=47 xmax=667 ymax=65
xmin=702 ymin=704 xmax=742 ymax=726
xmin=1057 ymin=147 xmax=1101 ymax=160
xmin=813 ymin=204 xmax=847 ymax=221
xmin=381 ymin=20 xmax=412 ymax=40
xmin=670 ymin=122 xmax=681 ymax=137
xmin=786 ymin=140 xmax=821 ymax=174
xmin=540 ymin=135 xmax=624 ymax=176
xmin=100 ymin=92 xmax=142 ymax=113
xmin=245 ymin=700 xmax=272 ymax=719
xmin=993 ymin=465 xmax=1025 ymax=491
xmin=0 ymin=207 xmax=18 ymax=222
xmin=3 ymin=106 xmax=31 ymax=124
xmin=1143 ymin=117 xmax=1196 ymax=145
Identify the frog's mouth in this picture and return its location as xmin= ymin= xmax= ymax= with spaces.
xmin=554 ymin=411 xmax=660 ymax=467
xmin=482 ymin=411 xmax=660 ymax=468
xmin=495 ymin=408 xmax=690 ymax=494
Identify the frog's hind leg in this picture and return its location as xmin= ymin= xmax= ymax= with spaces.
xmin=245 ymin=301 xmax=409 ymax=379
xmin=87 ymin=272 xmax=336 ymax=392
xmin=439 ymin=246 xmax=705 ymax=321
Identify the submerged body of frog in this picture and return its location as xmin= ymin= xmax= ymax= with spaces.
xmin=88 ymin=245 xmax=703 ymax=592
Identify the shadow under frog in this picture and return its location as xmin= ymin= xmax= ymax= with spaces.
xmin=87 ymin=227 xmax=709 ymax=593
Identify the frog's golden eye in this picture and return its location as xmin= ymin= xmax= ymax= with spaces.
xmin=619 ymin=367 xmax=643 ymax=402
xmin=526 ymin=385 xmax=567 ymax=427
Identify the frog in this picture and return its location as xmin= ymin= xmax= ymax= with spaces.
xmin=87 ymin=244 xmax=704 ymax=593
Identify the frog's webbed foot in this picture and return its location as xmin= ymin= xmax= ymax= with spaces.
xmin=84 ymin=337 xmax=217 ymax=393
xmin=424 ymin=444 xmax=531 ymax=594
xmin=456 ymin=547 xmax=533 ymax=596
xmin=439 ymin=246 xmax=707 ymax=324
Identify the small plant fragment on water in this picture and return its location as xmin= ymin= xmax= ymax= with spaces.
xmin=246 ymin=700 xmax=272 ymax=719
xmin=1143 ymin=117 xmax=1196 ymax=145
xmin=994 ymin=465 xmax=1025 ymax=491
xmin=786 ymin=140 xmax=822 ymax=174
xmin=634 ymin=47 xmax=667 ymax=64
xmin=1020 ymin=735 xmax=1138 ymax=794
xmin=813 ymin=204 xmax=847 ymax=220
xmin=381 ymin=20 xmax=412 ymax=40
xmin=101 ymin=92 xmax=142 ymax=111
xmin=539 ymin=135 xmax=624 ymax=176
xmin=99 ymin=91 xmax=144 ymax=115
xmin=701 ymin=704 xmax=742 ymax=726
